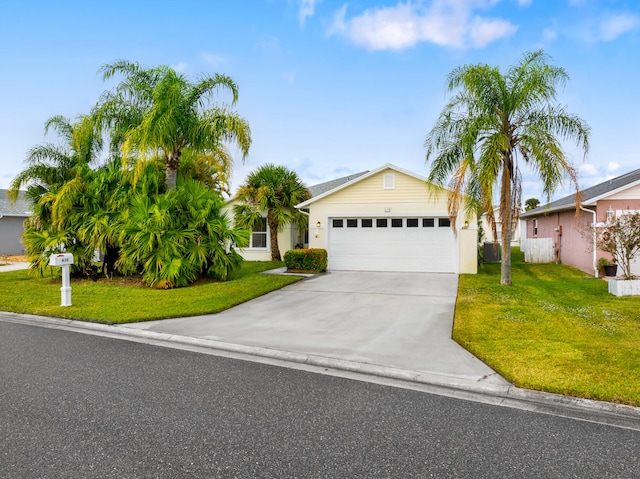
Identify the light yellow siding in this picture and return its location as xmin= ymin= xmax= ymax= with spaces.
xmin=318 ymin=170 xmax=448 ymax=205
xmin=238 ymin=227 xmax=295 ymax=261
xmin=222 ymin=203 xmax=295 ymax=261
xmin=459 ymin=229 xmax=478 ymax=274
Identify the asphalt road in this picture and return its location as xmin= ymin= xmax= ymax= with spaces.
xmin=1 ymin=321 xmax=638 ymax=478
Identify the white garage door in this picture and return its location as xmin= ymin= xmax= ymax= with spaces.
xmin=328 ymin=217 xmax=457 ymax=273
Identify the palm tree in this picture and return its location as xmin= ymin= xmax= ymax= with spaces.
xmin=425 ymin=50 xmax=590 ymax=286
xmin=524 ymin=198 xmax=540 ymax=211
xmin=9 ymin=114 xmax=102 ymax=202
xmin=95 ymin=60 xmax=251 ymax=190
xmin=234 ymin=164 xmax=310 ymax=261
xmin=10 ymin=114 xmax=104 ymax=274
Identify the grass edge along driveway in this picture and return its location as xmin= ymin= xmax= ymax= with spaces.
xmin=454 ymin=249 xmax=640 ymax=407
xmin=0 ymin=262 xmax=301 ymax=324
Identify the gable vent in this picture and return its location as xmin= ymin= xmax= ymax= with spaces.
xmin=383 ymin=173 xmax=395 ymax=189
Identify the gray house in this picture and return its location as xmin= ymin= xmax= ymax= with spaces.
xmin=0 ymin=189 xmax=31 ymax=255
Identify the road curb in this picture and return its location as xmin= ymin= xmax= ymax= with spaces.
xmin=2 ymin=311 xmax=639 ymax=430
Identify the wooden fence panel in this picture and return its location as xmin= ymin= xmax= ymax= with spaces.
xmin=521 ymin=238 xmax=554 ymax=263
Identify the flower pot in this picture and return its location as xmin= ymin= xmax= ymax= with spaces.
xmin=603 ymin=264 xmax=618 ymax=277
xmin=608 ymin=278 xmax=640 ymax=296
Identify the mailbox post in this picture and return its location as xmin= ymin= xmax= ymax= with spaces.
xmin=49 ymin=253 xmax=74 ymax=306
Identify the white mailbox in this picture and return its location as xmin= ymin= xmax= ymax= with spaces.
xmin=49 ymin=253 xmax=74 ymax=266
xmin=49 ymin=253 xmax=74 ymax=306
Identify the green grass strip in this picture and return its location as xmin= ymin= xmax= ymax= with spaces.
xmin=455 ymin=249 xmax=640 ymax=406
xmin=0 ymin=262 xmax=301 ymax=324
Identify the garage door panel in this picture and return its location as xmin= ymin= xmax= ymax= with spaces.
xmin=328 ymin=217 xmax=456 ymax=273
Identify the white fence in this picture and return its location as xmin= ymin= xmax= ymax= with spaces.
xmin=521 ymin=238 xmax=554 ymax=263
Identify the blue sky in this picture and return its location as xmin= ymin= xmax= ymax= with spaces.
xmin=1 ymin=0 xmax=639 ymax=204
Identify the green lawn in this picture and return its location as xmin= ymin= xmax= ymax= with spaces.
xmin=0 ymin=262 xmax=302 ymax=324
xmin=455 ymin=249 xmax=640 ymax=406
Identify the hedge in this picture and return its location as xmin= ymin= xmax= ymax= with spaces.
xmin=283 ymin=248 xmax=328 ymax=273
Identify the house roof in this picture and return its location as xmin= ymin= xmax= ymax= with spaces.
xmin=307 ymin=171 xmax=369 ymax=198
xmin=521 ymin=168 xmax=640 ymax=218
xmin=296 ymin=163 xmax=431 ymax=208
xmin=0 ymin=189 xmax=31 ymax=217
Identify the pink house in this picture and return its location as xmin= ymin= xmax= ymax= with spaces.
xmin=520 ymin=168 xmax=640 ymax=277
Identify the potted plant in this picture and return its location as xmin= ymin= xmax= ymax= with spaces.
xmin=598 ymin=257 xmax=618 ymax=277
xmin=594 ymin=212 xmax=640 ymax=296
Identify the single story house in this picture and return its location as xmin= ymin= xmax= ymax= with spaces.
xmin=520 ymin=168 xmax=640 ymax=277
xmin=0 ymin=189 xmax=31 ymax=256
xmin=293 ymin=164 xmax=477 ymax=274
xmin=226 ymin=171 xmax=368 ymax=262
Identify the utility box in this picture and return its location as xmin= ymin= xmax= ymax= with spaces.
xmin=49 ymin=253 xmax=74 ymax=266
xmin=483 ymin=242 xmax=501 ymax=262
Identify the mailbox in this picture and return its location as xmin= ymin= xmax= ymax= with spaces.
xmin=49 ymin=253 xmax=74 ymax=306
xmin=49 ymin=253 xmax=74 ymax=266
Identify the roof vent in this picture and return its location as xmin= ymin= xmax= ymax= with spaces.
xmin=383 ymin=173 xmax=395 ymax=189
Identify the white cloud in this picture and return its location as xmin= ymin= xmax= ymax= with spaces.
xmin=579 ymin=163 xmax=599 ymax=177
xmin=327 ymin=0 xmax=518 ymax=51
xmin=201 ymin=52 xmax=226 ymax=68
xmin=598 ymin=13 xmax=640 ymax=41
xmin=469 ymin=16 xmax=518 ymax=48
xmin=607 ymin=161 xmax=620 ymax=173
xmin=298 ymin=0 xmax=319 ymax=26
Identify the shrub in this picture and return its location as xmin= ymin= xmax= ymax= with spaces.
xmin=593 ymin=212 xmax=640 ymax=280
xmin=283 ymin=248 xmax=327 ymax=273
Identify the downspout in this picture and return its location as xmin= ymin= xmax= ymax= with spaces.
xmin=580 ymin=205 xmax=598 ymax=278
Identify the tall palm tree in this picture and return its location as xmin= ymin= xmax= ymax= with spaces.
xmin=9 ymin=114 xmax=102 ymax=203
xmin=234 ymin=164 xmax=310 ymax=261
xmin=425 ymin=50 xmax=590 ymax=286
xmin=9 ymin=114 xmax=103 ymax=274
xmin=95 ymin=60 xmax=251 ymax=190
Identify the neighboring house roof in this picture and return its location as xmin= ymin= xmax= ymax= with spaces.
xmin=296 ymin=163 xmax=431 ymax=208
xmin=307 ymin=171 xmax=369 ymax=198
xmin=0 ymin=189 xmax=31 ymax=217
xmin=226 ymin=170 xmax=369 ymax=208
xmin=521 ymin=168 xmax=640 ymax=218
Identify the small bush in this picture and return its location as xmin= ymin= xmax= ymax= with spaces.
xmin=283 ymin=248 xmax=327 ymax=273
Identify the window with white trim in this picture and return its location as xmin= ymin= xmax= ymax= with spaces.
xmin=250 ymin=217 xmax=267 ymax=248
xmin=383 ymin=173 xmax=395 ymax=189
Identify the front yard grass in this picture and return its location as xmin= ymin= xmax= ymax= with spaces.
xmin=455 ymin=249 xmax=640 ymax=407
xmin=0 ymin=262 xmax=302 ymax=324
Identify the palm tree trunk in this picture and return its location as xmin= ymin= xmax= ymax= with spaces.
xmin=165 ymin=151 xmax=181 ymax=190
xmin=268 ymin=211 xmax=281 ymax=261
xmin=500 ymin=159 xmax=513 ymax=286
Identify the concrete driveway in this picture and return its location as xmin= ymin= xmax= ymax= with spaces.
xmin=124 ymin=271 xmax=506 ymax=384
